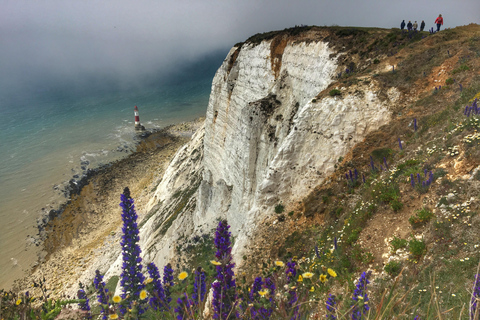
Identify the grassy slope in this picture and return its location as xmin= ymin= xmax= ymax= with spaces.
xmin=231 ymin=24 xmax=480 ymax=318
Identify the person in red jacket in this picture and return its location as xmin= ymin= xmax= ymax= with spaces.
xmin=435 ymin=14 xmax=443 ymax=32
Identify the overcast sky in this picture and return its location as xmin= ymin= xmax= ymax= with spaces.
xmin=1 ymin=0 xmax=478 ymax=94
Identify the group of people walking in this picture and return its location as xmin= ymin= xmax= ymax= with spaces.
xmin=400 ymin=14 xmax=443 ymax=32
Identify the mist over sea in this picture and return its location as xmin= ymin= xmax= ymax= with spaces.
xmin=0 ymin=49 xmax=226 ymax=289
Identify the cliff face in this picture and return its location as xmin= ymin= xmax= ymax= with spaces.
xmin=134 ymin=29 xmax=399 ymax=269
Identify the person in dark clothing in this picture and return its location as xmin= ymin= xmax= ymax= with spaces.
xmin=435 ymin=14 xmax=443 ymax=32
xmin=401 ymin=20 xmax=406 ymax=30
xmin=420 ymin=20 xmax=425 ymax=31
xmin=407 ymin=21 xmax=413 ymax=31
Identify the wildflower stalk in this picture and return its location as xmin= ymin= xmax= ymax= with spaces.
xmin=119 ymin=187 xmax=146 ymax=315
xmin=93 ymin=270 xmax=110 ymax=320
xmin=146 ymin=262 xmax=168 ymax=311
xmin=212 ymin=220 xmax=237 ymax=319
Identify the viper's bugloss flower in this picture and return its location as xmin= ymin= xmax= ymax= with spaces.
xmin=250 ymin=277 xmax=264 ymax=301
xmin=212 ymin=220 xmax=237 ymax=319
xmin=286 ymin=259 xmax=297 ymax=283
xmin=414 ymin=316 xmax=421 ymax=320
xmin=147 ymin=262 xmax=168 ymax=311
xmin=470 ymin=274 xmax=480 ymax=319
xmin=287 ymin=286 xmax=299 ymax=320
xmin=163 ymin=263 xmax=174 ymax=305
xmin=119 ymin=187 xmax=145 ymax=314
xmin=398 ymin=138 xmax=403 ymax=150
xmin=326 ymin=294 xmax=337 ymax=320
xmin=414 ymin=118 xmax=417 ymax=131
xmin=77 ymin=285 xmax=92 ymax=319
xmin=192 ymin=267 xmax=206 ymax=305
xmin=351 ymin=271 xmax=371 ymax=320
xmin=94 ymin=270 xmax=110 ymax=320
xmin=175 ymin=293 xmax=193 ymax=320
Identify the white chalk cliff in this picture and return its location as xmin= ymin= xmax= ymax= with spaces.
xmin=104 ymin=32 xmax=399 ymax=279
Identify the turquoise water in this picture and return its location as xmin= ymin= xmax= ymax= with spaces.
xmin=0 ymin=51 xmax=225 ymax=288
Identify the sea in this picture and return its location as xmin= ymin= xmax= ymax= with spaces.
xmin=0 ymin=50 xmax=226 ymax=289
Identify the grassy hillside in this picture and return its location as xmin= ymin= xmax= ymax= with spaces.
xmin=237 ymin=23 xmax=480 ymax=318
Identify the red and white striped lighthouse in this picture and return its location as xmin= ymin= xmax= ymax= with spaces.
xmin=134 ymin=105 xmax=145 ymax=131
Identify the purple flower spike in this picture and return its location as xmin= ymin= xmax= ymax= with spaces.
xmin=163 ymin=263 xmax=174 ymax=305
xmin=398 ymin=138 xmax=403 ymax=150
xmin=417 ymin=173 xmax=421 ymax=184
xmin=326 ymin=294 xmax=337 ymax=320
xmin=192 ymin=267 xmax=206 ymax=305
xmin=460 ymin=83 xmax=463 ymax=92
xmin=424 ymin=169 xmax=428 ymax=177
xmin=351 ymin=271 xmax=371 ymax=320
xmin=147 ymin=262 xmax=168 ymax=311
xmin=94 ymin=270 xmax=110 ymax=320
xmin=414 ymin=118 xmax=417 ymax=131
xmin=465 ymin=105 xmax=469 ymax=115
xmin=471 ymin=274 xmax=480 ymax=319
xmin=212 ymin=220 xmax=237 ymax=320
xmin=119 ymin=187 xmax=146 ymax=314
xmin=354 ymin=168 xmax=358 ymax=180
xmin=77 ymin=284 xmax=92 ymax=320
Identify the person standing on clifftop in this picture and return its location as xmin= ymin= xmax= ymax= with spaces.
xmin=435 ymin=14 xmax=443 ymax=32
xmin=420 ymin=20 xmax=425 ymax=31
xmin=407 ymin=21 xmax=413 ymax=31
xmin=401 ymin=20 xmax=406 ymax=30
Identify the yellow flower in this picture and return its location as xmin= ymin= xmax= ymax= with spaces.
xmin=144 ymin=278 xmax=153 ymax=284
xmin=302 ymin=272 xmax=314 ymax=279
xmin=210 ymin=260 xmax=222 ymax=266
xmin=112 ymin=295 xmax=122 ymax=303
xmin=327 ymin=268 xmax=337 ymax=278
xmin=258 ymin=289 xmax=268 ymax=297
xmin=16 ymin=299 xmax=22 ymax=305
xmin=275 ymin=261 xmax=284 ymax=267
xmin=309 ymin=286 xmax=315 ymax=292
xmin=139 ymin=290 xmax=147 ymax=300
xmin=319 ymin=274 xmax=327 ymax=283
xmin=297 ymin=275 xmax=303 ymax=282
xmin=109 ymin=314 xmax=119 ymax=319
xmin=178 ymin=271 xmax=188 ymax=280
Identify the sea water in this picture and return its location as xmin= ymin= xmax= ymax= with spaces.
xmin=0 ymin=51 xmax=225 ymax=288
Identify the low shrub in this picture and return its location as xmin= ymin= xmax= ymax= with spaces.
xmin=409 ymin=238 xmax=426 ymax=260
xmin=409 ymin=207 xmax=434 ymax=228
xmin=275 ymin=203 xmax=285 ymax=214
xmin=390 ymin=236 xmax=408 ymax=252
xmin=384 ymin=261 xmax=402 ymax=277
xmin=329 ymin=89 xmax=342 ymax=97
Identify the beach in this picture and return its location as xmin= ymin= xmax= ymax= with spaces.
xmin=11 ymin=118 xmax=204 ymax=296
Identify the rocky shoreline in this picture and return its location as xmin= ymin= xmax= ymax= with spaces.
xmin=13 ymin=118 xmax=205 ymax=298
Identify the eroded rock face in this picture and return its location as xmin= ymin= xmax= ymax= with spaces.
xmin=108 ymin=37 xmax=398 ymax=279
xmin=192 ymin=39 xmax=395 ymax=263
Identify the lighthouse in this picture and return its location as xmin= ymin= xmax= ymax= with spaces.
xmin=134 ymin=106 xmax=145 ymax=131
